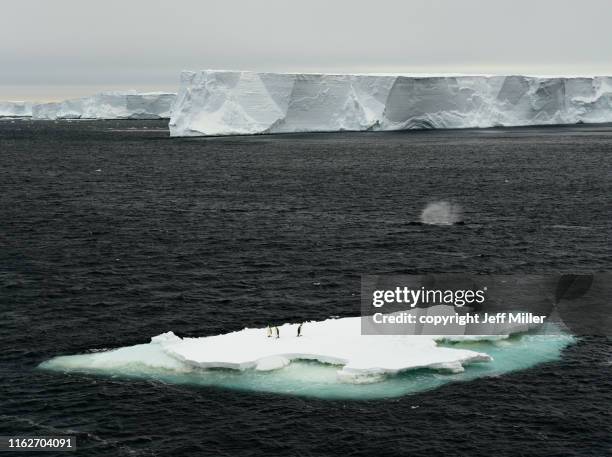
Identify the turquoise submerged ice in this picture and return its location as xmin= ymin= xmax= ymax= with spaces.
xmin=40 ymin=317 xmax=575 ymax=400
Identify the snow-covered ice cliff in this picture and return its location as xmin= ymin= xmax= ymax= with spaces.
xmin=169 ymin=70 xmax=612 ymax=137
xmin=31 ymin=91 xmax=176 ymax=120
xmin=0 ymin=101 xmax=33 ymax=118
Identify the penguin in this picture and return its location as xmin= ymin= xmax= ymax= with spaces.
xmin=297 ymin=323 xmax=303 ymax=337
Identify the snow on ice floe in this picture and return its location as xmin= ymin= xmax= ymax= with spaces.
xmin=39 ymin=315 xmax=575 ymax=398
xmin=0 ymin=101 xmax=34 ymax=118
xmin=150 ymin=317 xmax=494 ymax=380
xmin=30 ymin=91 xmax=176 ymax=120
xmin=169 ymin=70 xmax=612 ymax=136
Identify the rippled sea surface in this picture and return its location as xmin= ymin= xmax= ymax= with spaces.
xmin=1 ymin=121 xmax=610 ymax=456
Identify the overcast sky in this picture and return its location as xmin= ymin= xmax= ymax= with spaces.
xmin=1 ymin=0 xmax=611 ymax=100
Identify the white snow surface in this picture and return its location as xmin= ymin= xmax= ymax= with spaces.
xmin=31 ymin=91 xmax=176 ymax=120
xmin=145 ymin=316 xmax=493 ymax=381
xmin=169 ymin=70 xmax=612 ymax=136
xmin=0 ymin=101 xmax=33 ymax=118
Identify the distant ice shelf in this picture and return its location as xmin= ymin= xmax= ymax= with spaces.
xmin=40 ymin=315 xmax=575 ymax=399
xmin=29 ymin=91 xmax=176 ymax=120
xmin=0 ymin=101 xmax=33 ymax=118
xmin=169 ymin=70 xmax=612 ymax=137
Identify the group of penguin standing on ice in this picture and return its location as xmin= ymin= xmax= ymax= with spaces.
xmin=266 ymin=323 xmax=303 ymax=339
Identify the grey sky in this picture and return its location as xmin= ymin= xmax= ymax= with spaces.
xmin=1 ymin=0 xmax=611 ymax=100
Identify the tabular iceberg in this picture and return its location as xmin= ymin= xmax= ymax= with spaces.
xmin=169 ymin=70 xmax=612 ymax=137
xmin=0 ymin=101 xmax=33 ymax=118
xmin=43 ymin=317 xmax=493 ymax=383
xmin=32 ymin=91 xmax=176 ymax=120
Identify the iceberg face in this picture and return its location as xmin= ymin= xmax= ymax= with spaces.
xmin=169 ymin=70 xmax=612 ymax=136
xmin=39 ymin=316 xmax=574 ymax=399
xmin=0 ymin=101 xmax=33 ymax=118
xmin=31 ymin=91 xmax=176 ymax=120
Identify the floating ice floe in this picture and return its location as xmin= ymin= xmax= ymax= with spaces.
xmin=40 ymin=315 xmax=575 ymax=399
xmin=152 ymin=317 xmax=495 ymax=380
xmin=169 ymin=70 xmax=612 ymax=136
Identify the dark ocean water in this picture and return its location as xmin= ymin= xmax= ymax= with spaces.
xmin=0 ymin=120 xmax=610 ymax=456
